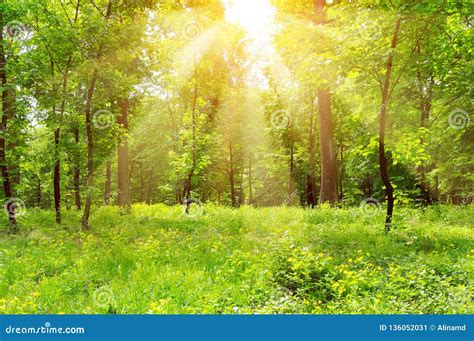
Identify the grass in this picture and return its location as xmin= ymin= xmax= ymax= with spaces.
xmin=0 ymin=204 xmax=472 ymax=314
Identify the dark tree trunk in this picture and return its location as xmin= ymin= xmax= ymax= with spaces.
xmin=54 ymin=52 xmax=74 ymax=224
xmin=104 ymin=160 xmax=111 ymax=205
xmin=81 ymin=69 xmax=99 ymax=229
xmin=0 ymin=11 xmax=16 ymax=227
xmin=53 ymin=127 xmax=61 ymax=223
xmin=73 ymin=127 xmax=81 ymax=210
xmin=416 ymin=71 xmax=433 ymax=205
xmin=117 ymin=98 xmax=131 ymax=208
xmin=379 ymin=18 xmax=402 ymax=233
xmin=81 ymin=0 xmax=113 ymax=229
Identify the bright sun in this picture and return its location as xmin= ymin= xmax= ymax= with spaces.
xmin=223 ymin=0 xmax=276 ymax=41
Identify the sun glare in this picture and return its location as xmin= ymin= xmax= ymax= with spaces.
xmin=222 ymin=0 xmax=279 ymax=87
xmin=223 ymin=0 xmax=276 ymax=43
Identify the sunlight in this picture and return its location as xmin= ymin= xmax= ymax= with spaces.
xmin=223 ymin=0 xmax=275 ymax=34
xmin=223 ymin=0 xmax=276 ymax=52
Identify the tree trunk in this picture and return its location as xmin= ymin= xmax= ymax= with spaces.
xmin=416 ymin=72 xmax=433 ymax=205
xmin=53 ymin=127 xmax=61 ymax=223
xmin=379 ymin=18 xmax=402 ymax=233
xmin=117 ymin=98 xmax=131 ymax=208
xmin=248 ymin=154 xmax=253 ymax=206
xmin=307 ymin=94 xmax=317 ymax=207
xmin=53 ymin=0 xmax=77 ymax=224
xmin=313 ymin=0 xmax=337 ymax=205
xmin=338 ymin=142 xmax=344 ymax=202
xmin=183 ymin=76 xmax=198 ymax=200
xmin=140 ymin=162 xmax=145 ymax=202
xmin=238 ymin=156 xmax=244 ymax=206
xmin=228 ymin=142 xmax=237 ymax=207
xmin=104 ymin=160 xmax=111 ymax=205
xmin=0 ymin=11 xmax=16 ymax=227
xmin=81 ymin=69 xmax=99 ymax=229
xmin=73 ymin=127 xmax=81 ymax=210
xmin=318 ymin=89 xmax=337 ymax=204
xmin=36 ymin=176 xmax=41 ymax=207
xmin=81 ymin=0 xmax=113 ymax=229
xmin=289 ymin=142 xmax=295 ymax=197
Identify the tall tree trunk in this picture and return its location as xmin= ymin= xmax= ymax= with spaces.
xmin=318 ymin=90 xmax=337 ymax=204
xmin=53 ymin=127 xmax=61 ymax=223
xmin=238 ymin=156 xmax=244 ymax=206
xmin=338 ymin=142 xmax=344 ymax=202
xmin=82 ymin=69 xmax=99 ymax=229
xmin=183 ymin=76 xmax=198 ymax=200
xmin=36 ymin=176 xmax=41 ymax=207
xmin=117 ymin=98 xmax=131 ymax=208
xmin=248 ymin=154 xmax=253 ymax=206
xmin=140 ymin=162 xmax=145 ymax=202
xmin=81 ymin=0 xmax=113 ymax=229
xmin=53 ymin=0 xmax=78 ymax=223
xmin=379 ymin=18 xmax=402 ymax=233
xmin=313 ymin=0 xmax=337 ymax=205
xmin=73 ymin=126 xmax=81 ymax=209
xmin=228 ymin=142 xmax=237 ymax=207
xmin=416 ymin=72 xmax=433 ymax=205
xmin=0 ymin=11 xmax=16 ymax=227
xmin=289 ymin=142 xmax=295 ymax=197
xmin=104 ymin=160 xmax=111 ymax=205
xmin=307 ymin=94 xmax=317 ymax=207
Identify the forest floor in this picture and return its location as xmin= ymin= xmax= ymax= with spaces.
xmin=0 ymin=204 xmax=472 ymax=314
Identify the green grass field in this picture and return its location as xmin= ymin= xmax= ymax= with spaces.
xmin=0 ymin=204 xmax=472 ymax=314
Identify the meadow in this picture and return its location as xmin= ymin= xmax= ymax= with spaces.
xmin=0 ymin=204 xmax=472 ymax=314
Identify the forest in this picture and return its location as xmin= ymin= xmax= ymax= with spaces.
xmin=0 ymin=0 xmax=472 ymax=314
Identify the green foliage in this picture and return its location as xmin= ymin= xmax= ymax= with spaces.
xmin=0 ymin=205 xmax=471 ymax=314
